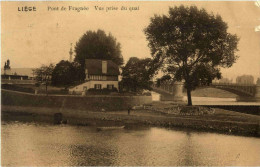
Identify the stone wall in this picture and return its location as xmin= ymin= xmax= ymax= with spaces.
xmin=1 ymin=89 xmax=152 ymax=111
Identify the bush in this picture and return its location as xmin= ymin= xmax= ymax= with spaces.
xmin=179 ymin=106 xmax=215 ymax=115
xmin=35 ymin=83 xmax=40 ymax=87
xmin=37 ymin=89 xmax=69 ymax=95
xmin=87 ymin=88 xmax=118 ymax=95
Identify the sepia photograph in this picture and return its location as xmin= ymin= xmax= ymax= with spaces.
xmin=1 ymin=1 xmax=260 ymax=166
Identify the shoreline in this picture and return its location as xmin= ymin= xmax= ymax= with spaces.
xmin=2 ymin=105 xmax=260 ymax=137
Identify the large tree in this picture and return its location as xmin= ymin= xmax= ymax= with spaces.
xmin=144 ymin=5 xmax=239 ymax=105
xmin=33 ymin=64 xmax=54 ymax=95
xmin=121 ymin=57 xmax=156 ymax=92
xmin=51 ymin=60 xmax=81 ymax=88
xmin=74 ymin=29 xmax=124 ymax=80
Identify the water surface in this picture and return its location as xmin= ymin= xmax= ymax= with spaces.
xmin=2 ymin=121 xmax=260 ymax=166
xmin=152 ymin=91 xmax=260 ymax=105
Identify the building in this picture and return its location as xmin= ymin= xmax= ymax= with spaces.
xmin=1 ymin=68 xmax=35 ymax=79
xmin=236 ymin=75 xmax=254 ymax=85
xmin=1 ymin=59 xmax=35 ymax=82
xmin=69 ymin=59 xmax=120 ymax=94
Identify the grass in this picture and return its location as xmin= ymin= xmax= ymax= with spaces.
xmin=144 ymin=101 xmax=260 ymax=123
xmin=2 ymin=101 xmax=260 ymax=137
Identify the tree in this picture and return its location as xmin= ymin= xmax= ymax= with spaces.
xmin=144 ymin=5 xmax=239 ymax=105
xmin=51 ymin=60 xmax=81 ymax=88
xmin=121 ymin=57 xmax=155 ymax=92
xmin=74 ymin=29 xmax=124 ymax=80
xmin=33 ymin=64 xmax=54 ymax=95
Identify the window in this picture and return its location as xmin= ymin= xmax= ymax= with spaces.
xmin=94 ymin=84 xmax=102 ymax=89
xmin=107 ymin=84 xmax=114 ymax=90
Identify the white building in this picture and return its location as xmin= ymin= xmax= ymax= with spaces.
xmin=69 ymin=59 xmax=120 ymax=94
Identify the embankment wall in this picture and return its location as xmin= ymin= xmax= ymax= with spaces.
xmin=1 ymin=89 xmax=152 ymax=111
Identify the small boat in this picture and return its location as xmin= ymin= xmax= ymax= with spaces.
xmin=96 ymin=126 xmax=125 ymax=131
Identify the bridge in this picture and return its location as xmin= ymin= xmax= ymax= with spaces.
xmin=152 ymin=82 xmax=260 ymax=102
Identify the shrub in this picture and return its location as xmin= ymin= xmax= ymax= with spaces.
xmin=35 ymin=83 xmax=40 ymax=87
xmin=86 ymin=88 xmax=118 ymax=95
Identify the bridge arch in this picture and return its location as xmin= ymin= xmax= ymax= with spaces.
xmin=152 ymin=82 xmax=184 ymax=101
xmin=195 ymin=86 xmax=253 ymax=97
xmin=152 ymin=82 xmax=260 ymax=102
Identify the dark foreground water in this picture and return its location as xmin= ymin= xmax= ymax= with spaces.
xmin=2 ymin=121 xmax=260 ymax=166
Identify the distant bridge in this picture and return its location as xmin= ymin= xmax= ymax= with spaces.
xmin=208 ymin=83 xmax=255 ymax=96
xmin=152 ymin=82 xmax=260 ymax=102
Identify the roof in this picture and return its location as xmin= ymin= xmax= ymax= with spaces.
xmin=1 ymin=68 xmax=35 ymax=77
xmin=85 ymin=59 xmax=120 ymax=75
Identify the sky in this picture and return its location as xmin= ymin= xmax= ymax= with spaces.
xmin=1 ymin=1 xmax=260 ymax=81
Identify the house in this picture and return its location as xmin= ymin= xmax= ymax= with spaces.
xmin=1 ymin=60 xmax=35 ymax=82
xmin=1 ymin=68 xmax=35 ymax=80
xmin=236 ymin=75 xmax=254 ymax=85
xmin=69 ymin=59 xmax=120 ymax=94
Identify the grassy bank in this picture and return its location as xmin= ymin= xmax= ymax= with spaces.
xmin=2 ymin=104 xmax=260 ymax=137
xmin=2 ymin=89 xmax=152 ymax=110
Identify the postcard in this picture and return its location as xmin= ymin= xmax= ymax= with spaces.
xmin=1 ymin=1 xmax=260 ymax=166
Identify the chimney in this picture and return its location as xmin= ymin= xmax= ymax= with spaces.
xmin=102 ymin=61 xmax=107 ymax=74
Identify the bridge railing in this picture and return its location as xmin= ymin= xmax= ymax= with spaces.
xmin=212 ymin=82 xmax=256 ymax=96
xmin=153 ymin=81 xmax=257 ymax=94
xmin=154 ymin=82 xmax=256 ymax=97
xmin=212 ymin=82 xmax=256 ymax=86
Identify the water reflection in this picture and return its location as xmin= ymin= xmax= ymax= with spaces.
xmin=2 ymin=121 xmax=260 ymax=166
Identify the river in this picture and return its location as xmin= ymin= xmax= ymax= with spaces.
xmin=2 ymin=121 xmax=260 ymax=166
xmin=151 ymin=92 xmax=260 ymax=106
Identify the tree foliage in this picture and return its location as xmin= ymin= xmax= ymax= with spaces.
xmin=74 ymin=29 xmax=124 ymax=70
xmin=51 ymin=60 xmax=81 ymax=88
xmin=144 ymin=5 xmax=239 ymax=105
xmin=121 ymin=57 xmax=156 ymax=92
xmin=33 ymin=64 xmax=54 ymax=95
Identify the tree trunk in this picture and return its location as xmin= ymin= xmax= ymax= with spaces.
xmin=186 ymin=86 xmax=192 ymax=106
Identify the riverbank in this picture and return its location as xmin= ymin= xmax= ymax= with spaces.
xmin=1 ymin=89 xmax=152 ymax=110
xmin=2 ymin=104 xmax=260 ymax=137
